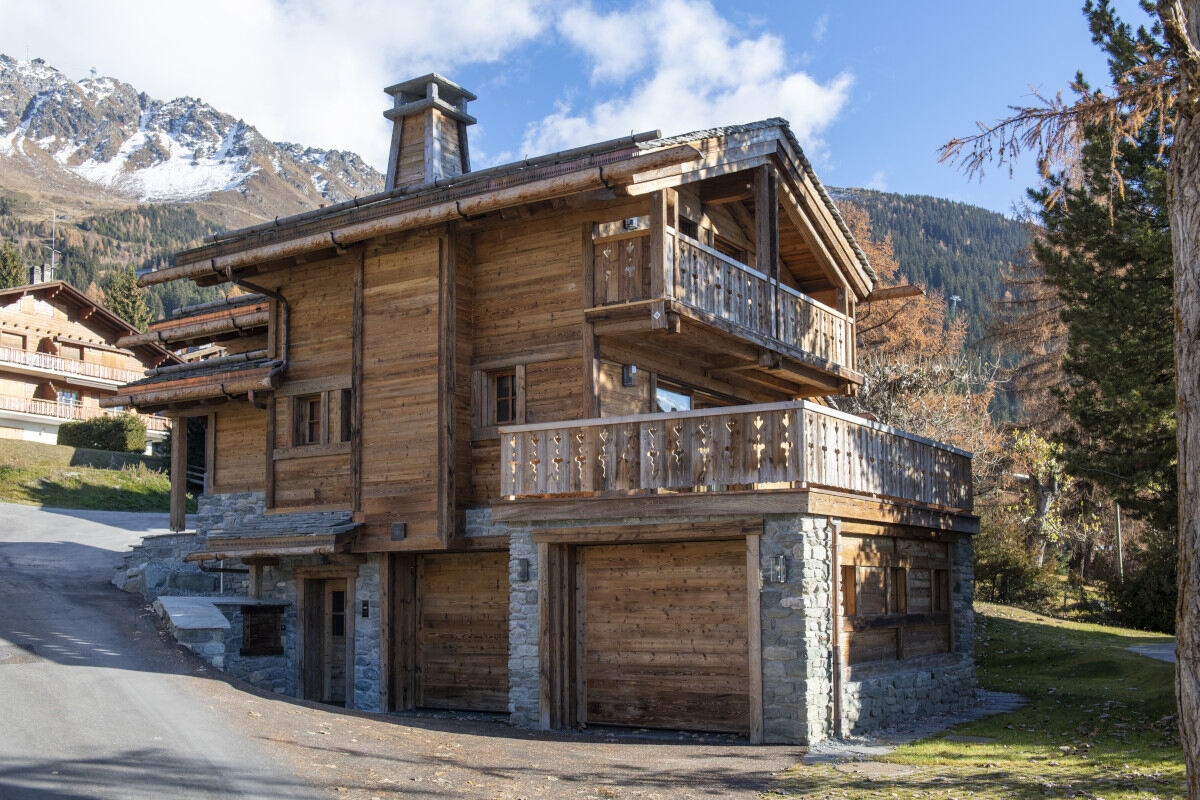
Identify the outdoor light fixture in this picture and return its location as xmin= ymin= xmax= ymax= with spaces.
xmin=390 ymin=521 xmax=407 ymax=541
xmin=621 ymin=364 xmax=637 ymax=387
xmin=516 ymin=558 xmax=530 ymax=582
xmin=361 ymin=600 xmax=369 ymax=618
xmin=769 ymin=554 xmax=787 ymax=584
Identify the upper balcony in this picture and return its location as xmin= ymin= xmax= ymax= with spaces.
xmin=498 ymin=401 xmax=972 ymax=514
xmin=586 ymin=218 xmax=861 ymax=397
xmin=0 ymin=344 xmax=146 ymax=389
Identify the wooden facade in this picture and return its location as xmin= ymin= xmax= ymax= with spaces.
xmin=0 ymin=281 xmax=174 ymax=444
xmin=115 ymin=93 xmax=976 ymax=739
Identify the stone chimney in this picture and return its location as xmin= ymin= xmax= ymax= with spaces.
xmin=383 ymin=74 xmax=476 ymax=191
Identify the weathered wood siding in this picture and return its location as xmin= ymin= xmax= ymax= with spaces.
xmin=211 ymin=403 xmax=266 ymax=493
xmin=357 ymin=232 xmax=442 ymax=549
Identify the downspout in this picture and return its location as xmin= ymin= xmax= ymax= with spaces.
xmin=224 ymin=267 xmax=289 ymax=383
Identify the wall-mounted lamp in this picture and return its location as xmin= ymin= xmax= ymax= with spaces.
xmin=515 ymin=558 xmax=530 ymax=582
xmin=768 ymin=554 xmax=787 ymax=584
xmin=390 ymin=521 xmax=407 ymax=541
xmin=361 ymin=599 xmax=370 ymax=618
xmin=621 ymin=364 xmax=637 ymax=387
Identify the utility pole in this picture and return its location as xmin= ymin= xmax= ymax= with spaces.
xmin=1116 ymin=502 xmax=1124 ymax=583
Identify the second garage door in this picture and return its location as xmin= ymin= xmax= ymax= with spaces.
xmin=580 ymin=539 xmax=749 ymax=733
xmin=417 ymin=551 xmax=509 ymax=712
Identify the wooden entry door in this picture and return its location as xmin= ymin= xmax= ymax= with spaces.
xmin=323 ymin=582 xmax=348 ymax=704
xmin=580 ymin=540 xmax=749 ymax=733
xmin=301 ymin=577 xmax=350 ymax=706
xmin=414 ymin=552 xmax=509 ymax=711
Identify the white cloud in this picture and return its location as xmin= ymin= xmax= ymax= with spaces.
xmin=812 ymin=13 xmax=830 ymax=42
xmin=0 ymin=0 xmax=548 ymax=170
xmin=521 ymin=0 xmax=852 ymax=159
xmin=867 ymin=170 xmax=888 ymax=190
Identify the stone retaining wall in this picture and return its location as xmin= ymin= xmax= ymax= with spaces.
xmin=112 ymin=531 xmax=222 ymax=600
xmin=507 ymin=524 xmax=539 ymax=727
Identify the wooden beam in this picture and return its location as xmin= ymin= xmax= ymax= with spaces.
xmin=352 ymin=248 xmax=364 ymax=513
xmin=264 ymin=397 xmax=276 ymax=509
xmin=204 ymin=412 xmax=215 ymax=494
xmin=649 ymin=191 xmax=667 ymax=299
xmin=378 ymin=553 xmax=391 ymax=712
xmin=532 ymin=519 xmax=761 ymax=544
xmin=170 ymin=416 xmax=186 ymax=532
xmin=437 ymin=232 xmax=456 ymax=546
xmin=747 ymin=532 xmax=763 ymax=744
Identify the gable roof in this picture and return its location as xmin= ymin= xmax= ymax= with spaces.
xmin=0 ymin=281 xmax=179 ymax=366
xmin=142 ymin=119 xmax=874 ymax=294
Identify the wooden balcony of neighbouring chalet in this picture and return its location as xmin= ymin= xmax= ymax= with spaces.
xmin=0 ymin=395 xmax=171 ymax=432
xmin=0 ymin=344 xmax=147 ymax=388
xmin=587 ymin=225 xmax=859 ymax=396
xmin=498 ymin=401 xmax=972 ymax=516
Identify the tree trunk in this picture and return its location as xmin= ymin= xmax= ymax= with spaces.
xmin=1164 ymin=3 xmax=1200 ymax=793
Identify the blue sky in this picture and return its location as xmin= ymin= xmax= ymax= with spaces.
xmin=2 ymin=0 xmax=1155 ymax=214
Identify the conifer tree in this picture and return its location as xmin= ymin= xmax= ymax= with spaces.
xmin=0 ymin=240 xmax=22 ymax=289
xmin=103 ymin=266 xmax=151 ymax=332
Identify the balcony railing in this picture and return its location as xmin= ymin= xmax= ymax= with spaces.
xmin=590 ymin=227 xmax=854 ymax=373
xmin=0 ymin=396 xmax=170 ymax=432
xmin=671 ymin=232 xmax=852 ymax=370
xmin=500 ymin=401 xmax=972 ymax=511
xmin=0 ymin=345 xmax=145 ymax=384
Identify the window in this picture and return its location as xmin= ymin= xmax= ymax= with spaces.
xmin=678 ymin=217 xmax=699 ymax=239
xmin=655 ymin=383 xmax=692 ymax=413
xmin=339 ymin=389 xmax=353 ymax=442
xmin=240 ymin=605 xmax=284 ymax=656
xmin=294 ymin=394 xmax=322 ymax=445
xmin=712 ymin=234 xmax=748 ymax=264
xmin=493 ymin=371 xmax=516 ymax=424
xmin=59 ymin=343 xmax=83 ymax=361
xmin=330 ymin=590 xmax=346 ymax=637
xmin=0 ymin=331 xmax=25 ymax=350
xmin=57 ymin=390 xmax=80 ymax=406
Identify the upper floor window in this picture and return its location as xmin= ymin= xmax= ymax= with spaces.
xmin=57 ymin=390 xmax=80 ymax=406
xmin=295 ymin=394 xmax=322 ymax=445
xmin=493 ymin=370 xmax=517 ymax=425
xmin=59 ymin=343 xmax=83 ymax=361
xmin=0 ymin=331 xmax=25 ymax=350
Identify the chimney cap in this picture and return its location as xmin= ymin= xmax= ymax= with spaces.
xmin=384 ymin=73 xmax=477 ymax=105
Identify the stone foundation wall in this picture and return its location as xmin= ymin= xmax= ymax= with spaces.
xmin=353 ymin=557 xmax=381 ymax=711
xmin=507 ymin=524 xmax=539 ymax=727
xmin=842 ymin=654 xmax=976 ymax=732
xmin=760 ymin=514 xmax=834 ymax=744
xmin=214 ymin=600 xmax=293 ymax=695
xmin=112 ymin=532 xmax=220 ymax=601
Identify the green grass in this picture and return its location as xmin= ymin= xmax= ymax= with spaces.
xmin=769 ymin=602 xmax=1182 ymax=799
xmin=0 ymin=461 xmax=194 ymax=512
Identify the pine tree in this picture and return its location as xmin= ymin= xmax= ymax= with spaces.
xmin=1031 ymin=7 xmax=1177 ymax=532
xmin=103 ymin=266 xmax=151 ymax=332
xmin=0 ymin=240 xmax=22 ymax=289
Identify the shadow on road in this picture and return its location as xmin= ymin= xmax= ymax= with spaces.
xmin=0 ymin=749 xmax=315 ymax=800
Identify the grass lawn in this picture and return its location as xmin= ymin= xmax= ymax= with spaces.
xmin=769 ymin=602 xmax=1181 ymax=799
xmin=0 ymin=462 xmax=191 ymax=512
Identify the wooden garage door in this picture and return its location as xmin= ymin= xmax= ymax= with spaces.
xmin=417 ymin=552 xmax=509 ymax=712
xmin=581 ymin=539 xmax=748 ymax=733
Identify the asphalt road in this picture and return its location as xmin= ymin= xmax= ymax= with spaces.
xmin=0 ymin=502 xmax=320 ymax=800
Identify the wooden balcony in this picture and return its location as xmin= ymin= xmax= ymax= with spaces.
xmin=587 ymin=226 xmax=859 ymax=394
xmin=0 ymin=345 xmax=146 ymax=386
xmin=0 ymin=396 xmax=171 ymax=432
xmin=499 ymin=401 xmax=972 ymax=512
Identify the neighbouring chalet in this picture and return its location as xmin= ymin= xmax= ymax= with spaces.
xmin=108 ymin=75 xmax=978 ymax=744
xmin=0 ymin=270 xmax=175 ymax=449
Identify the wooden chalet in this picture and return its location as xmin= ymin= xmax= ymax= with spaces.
xmin=110 ymin=75 xmax=978 ymax=744
xmin=0 ymin=276 xmax=175 ymax=448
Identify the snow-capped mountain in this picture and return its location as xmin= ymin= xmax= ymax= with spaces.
xmin=0 ymin=55 xmax=382 ymax=214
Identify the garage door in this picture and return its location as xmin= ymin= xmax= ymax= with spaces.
xmin=581 ymin=539 xmax=748 ymax=733
xmin=417 ymin=552 xmax=509 ymax=712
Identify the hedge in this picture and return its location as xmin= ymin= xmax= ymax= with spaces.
xmin=57 ymin=414 xmax=148 ymax=454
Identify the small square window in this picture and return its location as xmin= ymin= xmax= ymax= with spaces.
xmin=240 ymin=605 xmax=284 ymax=656
xmin=294 ymin=394 xmax=323 ymax=445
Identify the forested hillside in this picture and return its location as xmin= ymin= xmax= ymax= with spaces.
xmin=0 ymin=188 xmax=225 ymax=318
xmin=832 ymin=188 xmax=1029 ymax=346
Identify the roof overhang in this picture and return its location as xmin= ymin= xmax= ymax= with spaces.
xmin=184 ymin=524 xmax=360 ymax=562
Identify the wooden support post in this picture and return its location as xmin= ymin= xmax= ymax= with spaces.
xmin=378 ymin=553 xmax=391 ymax=712
xmin=170 ymin=415 xmax=186 ymax=532
xmin=582 ymin=224 xmax=600 ymax=418
xmin=204 ymin=412 xmax=215 ymax=494
xmin=650 ymin=190 xmax=668 ymax=299
xmin=754 ymin=165 xmax=779 ymax=341
xmin=747 ymin=532 xmax=763 ymax=744
xmin=537 ymin=541 xmax=551 ymax=730
xmin=264 ymin=397 xmax=276 ymax=509
xmin=248 ymin=563 xmax=262 ymax=599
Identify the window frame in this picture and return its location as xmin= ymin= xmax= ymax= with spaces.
xmin=472 ymin=364 xmax=526 ymax=439
xmin=240 ymin=604 xmax=285 ymax=657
